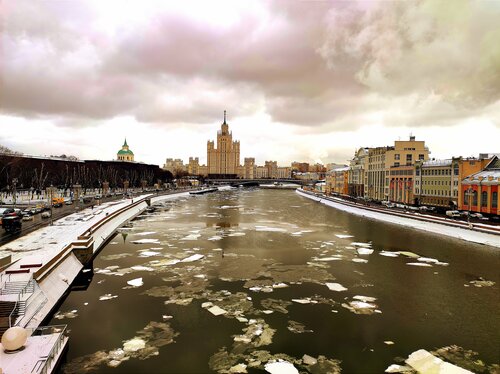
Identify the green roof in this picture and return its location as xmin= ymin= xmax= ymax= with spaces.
xmin=118 ymin=149 xmax=134 ymax=155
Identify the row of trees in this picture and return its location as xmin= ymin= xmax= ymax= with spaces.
xmin=0 ymin=155 xmax=173 ymax=192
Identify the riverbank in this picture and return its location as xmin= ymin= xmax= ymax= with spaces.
xmin=296 ymin=188 xmax=500 ymax=248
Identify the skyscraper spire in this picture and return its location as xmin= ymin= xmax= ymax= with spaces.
xmin=223 ymin=110 xmax=226 ymax=124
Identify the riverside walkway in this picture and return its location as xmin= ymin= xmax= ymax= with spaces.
xmin=0 ymin=188 xmax=209 ymax=374
xmin=297 ymin=188 xmax=500 ymax=248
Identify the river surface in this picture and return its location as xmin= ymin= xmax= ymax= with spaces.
xmin=51 ymin=189 xmax=499 ymax=373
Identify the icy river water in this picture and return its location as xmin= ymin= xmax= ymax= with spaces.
xmin=52 ymin=189 xmax=499 ymax=373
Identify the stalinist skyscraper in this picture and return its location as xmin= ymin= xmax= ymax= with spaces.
xmin=207 ymin=111 xmax=240 ymax=178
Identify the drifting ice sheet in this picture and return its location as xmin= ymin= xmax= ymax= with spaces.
xmin=131 ymin=238 xmax=161 ymax=244
xmin=181 ymin=254 xmax=205 ymax=263
xmin=265 ymin=360 xmax=299 ymax=374
xmin=127 ymin=278 xmax=143 ymax=287
xmin=326 ymin=282 xmax=347 ymax=292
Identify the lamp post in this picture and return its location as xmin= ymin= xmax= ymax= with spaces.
xmin=465 ymin=187 xmax=474 ymax=225
xmin=48 ymin=185 xmax=55 ymax=225
xmin=12 ymin=178 xmax=18 ymax=208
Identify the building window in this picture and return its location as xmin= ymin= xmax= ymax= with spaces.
xmin=493 ymin=192 xmax=498 ymax=208
xmin=473 ymin=190 xmax=478 ymax=206
xmin=481 ymin=191 xmax=488 ymax=207
xmin=394 ymin=162 xmax=400 ymax=167
xmin=395 ymin=154 xmax=400 ymax=160
xmin=419 ymin=154 xmax=425 ymax=160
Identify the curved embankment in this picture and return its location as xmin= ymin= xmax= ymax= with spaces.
xmin=2 ymin=189 xmax=217 ymax=330
xmin=296 ymin=189 xmax=500 ymax=248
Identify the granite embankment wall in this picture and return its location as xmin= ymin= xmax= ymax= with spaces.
xmin=296 ymin=189 xmax=500 ymax=248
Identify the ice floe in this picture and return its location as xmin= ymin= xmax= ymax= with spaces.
xmin=133 ymin=231 xmax=157 ymax=236
xmin=379 ymin=251 xmax=399 ymax=257
xmin=335 ymin=234 xmax=353 ymax=239
xmin=326 ymin=282 xmax=347 ymax=292
xmin=54 ymin=309 xmax=78 ymax=320
xmin=131 ymin=238 xmax=161 ymax=244
xmin=127 ymin=277 xmax=143 ymax=287
xmin=181 ymin=234 xmax=201 ymax=241
xmin=352 ymin=258 xmax=369 ymax=263
xmin=406 ymin=262 xmax=433 ymax=267
xmin=357 ymin=248 xmax=374 ymax=255
xmin=207 ymin=305 xmax=228 ymax=316
xmin=287 ymin=320 xmax=312 ymax=334
xmin=351 ymin=242 xmax=372 ymax=247
xmin=468 ymin=277 xmax=495 ymax=287
xmin=264 ymin=360 xmax=298 ymax=374
xmin=130 ymin=265 xmax=154 ymax=272
xmin=99 ymin=294 xmax=118 ymax=301
xmin=255 ymin=226 xmax=288 ymax=232
xmin=181 ymin=254 xmax=205 ymax=263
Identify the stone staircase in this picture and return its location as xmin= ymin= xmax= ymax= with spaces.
xmin=0 ymin=300 xmax=25 ymax=337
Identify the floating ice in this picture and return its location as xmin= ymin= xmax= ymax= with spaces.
xmin=131 ymin=238 xmax=160 ymax=244
xmin=264 ymin=360 xmax=299 ymax=374
xmin=353 ymin=295 xmax=377 ymax=302
xmin=99 ymin=294 xmax=118 ymax=301
xmin=302 ymin=354 xmax=317 ymax=365
xmin=138 ymin=251 xmax=161 ymax=257
xmin=256 ymin=226 xmax=287 ymax=233
xmin=228 ymin=232 xmax=246 ymax=237
xmin=379 ymin=251 xmax=399 ymax=257
xmin=398 ymin=251 xmax=420 ymax=258
xmin=406 ymin=349 xmax=474 ymax=373
xmin=385 ymin=364 xmax=412 ymax=373
xmin=406 ymin=262 xmax=433 ymax=267
xmin=469 ymin=278 xmax=495 ymax=287
xmin=326 ymin=282 xmax=347 ymax=292
xmin=384 ymin=341 xmax=395 ymax=345
xmin=335 ymin=234 xmax=353 ymax=239
xmin=208 ymin=305 xmax=228 ymax=316
xmin=181 ymin=254 xmax=204 ymax=263
xmin=351 ymin=242 xmax=372 ymax=247
xmin=417 ymin=257 xmax=439 ymax=263
xmin=127 ymin=278 xmax=143 ymax=287
xmin=229 ymin=363 xmax=248 ymax=373
xmin=357 ymin=248 xmax=374 ymax=255
xmin=133 ymin=231 xmax=157 ymax=236
xmin=123 ymin=338 xmax=146 ymax=352
xmin=130 ymin=265 xmax=154 ymax=272
xmin=292 ymin=298 xmax=315 ymax=304
xmin=314 ymin=256 xmax=342 ymax=262
xmin=272 ymin=283 xmax=288 ymax=289
xmin=54 ymin=309 xmax=78 ymax=320
xmin=208 ymin=236 xmax=223 ymax=241
xmin=181 ymin=234 xmax=201 ymax=241
xmin=352 ymin=258 xmax=369 ymax=263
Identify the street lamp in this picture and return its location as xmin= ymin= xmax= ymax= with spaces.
xmin=12 ymin=178 xmax=18 ymax=208
xmin=465 ymin=187 xmax=474 ymax=225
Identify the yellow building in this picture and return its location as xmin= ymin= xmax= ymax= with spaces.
xmin=207 ymin=111 xmax=240 ymax=178
xmin=367 ymin=146 xmax=392 ymax=201
xmin=348 ymin=147 xmax=369 ymax=197
xmin=117 ymin=139 xmax=134 ymax=162
xmin=385 ymin=136 xmax=430 ymax=201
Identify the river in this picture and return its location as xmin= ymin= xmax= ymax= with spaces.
xmin=50 ymin=188 xmax=499 ymax=373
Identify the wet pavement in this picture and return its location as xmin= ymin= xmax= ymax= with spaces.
xmin=51 ymin=188 xmax=499 ymax=373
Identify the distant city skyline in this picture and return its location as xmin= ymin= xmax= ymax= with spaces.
xmin=1 ymin=0 xmax=499 ymax=165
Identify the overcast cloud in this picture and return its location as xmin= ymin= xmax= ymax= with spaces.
xmin=0 ymin=0 xmax=498 ymax=165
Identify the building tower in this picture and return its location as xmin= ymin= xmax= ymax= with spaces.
xmin=207 ymin=111 xmax=240 ymax=178
xmin=117 ymin=138 xmax=134 ymax=162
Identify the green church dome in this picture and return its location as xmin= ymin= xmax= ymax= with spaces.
xmin=118 ymin=149 xmax=134 ymax=155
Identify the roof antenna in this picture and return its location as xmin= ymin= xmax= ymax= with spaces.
xmin=223 ymin=110 xmax=226 ymax=124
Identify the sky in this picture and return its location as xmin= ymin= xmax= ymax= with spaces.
xmin=0 ymin=0 xmax=499 ymax=166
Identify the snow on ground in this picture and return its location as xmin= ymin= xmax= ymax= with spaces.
xmin=296 ymin=190 xmax=500 ymax=248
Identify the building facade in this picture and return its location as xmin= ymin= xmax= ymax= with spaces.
xmin=388 ymin=165 xmax=415 ymax=204
xmin=243 ymin=158 xmax=256 ymax=179
xmin=461 ymin=156 xmax=499 ymax=216
xmin=348 ymin=147 xmax=369 ymax=197
xmin=326 ymin=167 xmax=349 ymax=195
xmin=163 ymin=158 xmax=185 ymax=175
xmin=207 ymin=111 xmax=240 ymax=178
xmin=117 ymin=139 xmax=134 ymax=162
xmin=384 ymin=136 xmax=429 ymax=200
xmin=414 ymin=159 xmax=460 ymax=208
xmin=367 ymin=146 xmax=393 ymax=201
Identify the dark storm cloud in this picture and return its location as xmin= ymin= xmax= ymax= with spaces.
xmin=0 ymin=0 xmax=499 ymax=133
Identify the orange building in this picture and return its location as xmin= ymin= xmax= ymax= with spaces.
xmin=457 ymin=156 xmax=493 ymax=209
xmin=326 ymin=167 xmax=349 ymax=196
xmin=461 ymin=156 xmax=499 ymax=216
xmin=388 ymin=165 xmax=414 ymax=204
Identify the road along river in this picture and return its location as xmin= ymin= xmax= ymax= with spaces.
xmin=51 ymin=188 xmax=499 ymax=373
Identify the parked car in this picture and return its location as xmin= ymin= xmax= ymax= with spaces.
xmin=446 ymin=210 xmax=461 ymax=218
xmin=94 ymin=194 xmax=102 ymax=200
xmin=22 ymin=214 xmax=34 ymax=221
xmin=65 ymin=199 xmax=73 ymax=205
xmin=41 ymin=211 xmax=51 ymax=219
xmin=1 ymin=208 xmax=22 ymax=232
